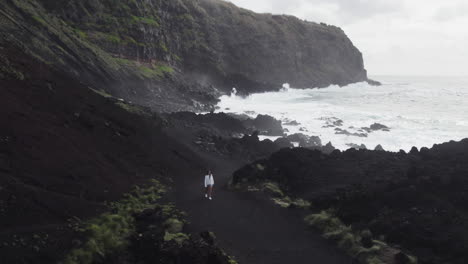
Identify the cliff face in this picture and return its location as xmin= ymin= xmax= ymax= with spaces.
xmin=190 ymin=0 xmax=367 ymax=91
xmin=0 ymin=0 xmax=368 ymax=111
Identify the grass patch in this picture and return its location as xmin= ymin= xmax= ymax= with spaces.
xmin=89 ymin=88 xmax=113 ymax=98
xmin=160 ymin=42 xmax=168 ymax=52
xmin=305 ymin=211 xmax=418 ymax=263
xmin=131 ymin=16 xmax=160 ymax=27
xmin=116 ymin=101 xmax=150 ymax=116
xmin=163 ymin=232 xmax=189 ymax=246
xmin=173 ymin=54 xmax=182 ymax=62
xmin=164 ymin=218 xmax=184 ymax=233
xmin=113 ymin=57 xmax=174 ymax=79
xmin=289 ymin=198 xmax=311 ymax=209
xmin=32 ymin=15 xmax=47 ymax=26
xmin=64 ymin=180 xmax=167 ymax=264
xmin=91 ymin=31 xmax=122 ymax=44
xmin=73 ymin=28 xmax=87 ymax=39
xmin=272 ymin=197 xmax=291 ymax=208
xmin=262 ymin=182 xmax=283 ymax=197
xmin=305 ymin=211 xmax=383 ymax=263
xmin=138 ymin=64 xmax=174 ymax=79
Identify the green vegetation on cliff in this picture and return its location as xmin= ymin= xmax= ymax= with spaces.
xmin=1 ymin=0 xmax=369 ymax=111
xmin=305 ymin=211 xmax=417 ymax=264
xmin=64 ymin=180 xmax=170 ymax=264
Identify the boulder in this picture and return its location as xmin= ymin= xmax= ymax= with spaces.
xmin=322 ymin=142 xmax=336 ymax=154
xmin=200 ymin=231 xmax=216 ymax=246
xmin=410 ymin=146 xmax=419 ymax=155
xmin=243 ymin=115 xmax=284 ymax=136
xmin=274 ymin=137 xmax=294 ymax=148
xmin=287 ymin=133 xmax=322 ymax=148
xmin=370 ymin=123 xmax=390 ymax=131
xmin=346 ymin=143 xmax=367 ymax=150
xmin=360 ymin=230 xmax=373 ymax=248
xmin=374 ymin=144 xmax=385 ymax=151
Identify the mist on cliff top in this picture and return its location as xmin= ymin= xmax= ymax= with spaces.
xmin=227 ymin=0 xmax=468 ymax=77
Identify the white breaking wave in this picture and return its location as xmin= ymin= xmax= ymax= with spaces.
xmin=216 ymin=76 xmax=468 ymax=152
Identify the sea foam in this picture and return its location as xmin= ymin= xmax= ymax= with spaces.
xmin=216 ymin=76 xmax=468 ymax=152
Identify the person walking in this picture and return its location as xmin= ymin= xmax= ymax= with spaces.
xmin=204 ymin=170 xmax=215 ymax=200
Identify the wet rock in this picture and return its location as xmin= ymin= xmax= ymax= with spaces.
xmin=374 ymin=144 xmax=385 ymax=151
xmin=321 ymin=117 xmax=344 ymax=128
xmin=362 ymin=123 xmax=390 ymax=133
xmin=283 ymin=119 xmax=300 ymax=126
xmin=346 ymin=143 xmax=367 ymax=150
xmin=367 ymin=79 xmax=382 ymax=86
xmin=287 ymin=133 xmax=322 ymax=148
xmin=335 ymin=128 xmax=367 ymax=138
xmin=226 ymin=113 xmax=251 ymax=121
xmin=333 ymin=119 xmax=344 ymax=127
xmin=370 ymin=123 xmax=390 ymax=131
xmin=243 ymin=115 xmax=284 ymax=136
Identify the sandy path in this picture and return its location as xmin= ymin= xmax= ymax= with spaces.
xmin=172 ymin=150 xmax=350 ymax=264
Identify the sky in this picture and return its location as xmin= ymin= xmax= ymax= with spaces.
xmin=226 ymin=0 xmax=468 ymax=76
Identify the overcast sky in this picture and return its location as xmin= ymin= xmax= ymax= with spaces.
xmin=227 ymin=0 xmax=468 ymax=76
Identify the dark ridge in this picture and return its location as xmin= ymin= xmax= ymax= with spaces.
xmin=233 ymin=139 xmax=468 ymax=263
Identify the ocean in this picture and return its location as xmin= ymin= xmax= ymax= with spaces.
xmin=215 ymin=76 xmax=468 ymax=152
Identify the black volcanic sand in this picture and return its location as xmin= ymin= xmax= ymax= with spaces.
xmin=233 ymin=143 xmax=468 ymax=264
xmin=163 ymin=117 xmax=349 ymax=264
xmin=0 ymin=47 xmax=209 ymax=263
xmin=0 ymin=47 xmax=349 ymax=263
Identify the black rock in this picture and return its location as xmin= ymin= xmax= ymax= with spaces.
xmin=335 ymin=128 xmax=368 ymax=138
xmin=274 ymin=137 xmax=294 ymax=148
xmin=200 ymin=231 xmax=216 ymax=246
xmin=346 ymin=143 xmax=367 ymax=150
xmin=283 ymin=120 xmax=300 ymax=126
xmin=360 ymin=230 xmax=373 ymax=248
xmin=410 ymin=146 xmax=419 ymax=154
xmin=287 ymin=133 xmax=322 ymax=148
xmin=374 ymin=144 xmax=385 ymax=151
xmin=370 ymin=123 xmax=390 ymax=131
xmin=322 ymin=142 xmax=336 ymax=154
xmin=243 ymin=115 xmax=284 ymax=136
xmin=361 ymin=123 xmax=390 ymax=133
xmin=367 ymin=79 xmax=382 ymax=86
xmin=231 ymin=139 xmax=468 ymax=264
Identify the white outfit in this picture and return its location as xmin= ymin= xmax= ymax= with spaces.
xmin=204 ymin=174 xmax=215 ymax=187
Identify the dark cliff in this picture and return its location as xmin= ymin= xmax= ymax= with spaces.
xmin=1 ymin=0 xmax=369 ymax=111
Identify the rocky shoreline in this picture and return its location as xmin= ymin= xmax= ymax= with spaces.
xmin=1 ymin=0 xmax=466 ymax=264
xmin=1 ymin=47 xmax=466 ymax=263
